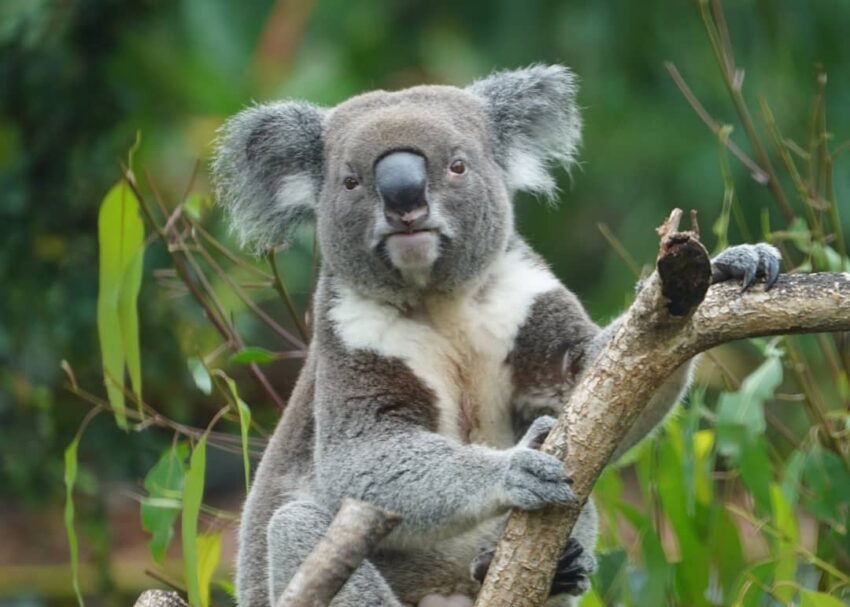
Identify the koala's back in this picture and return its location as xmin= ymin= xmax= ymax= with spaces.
xmin=236 ymin=354 xmax=317 ymax=607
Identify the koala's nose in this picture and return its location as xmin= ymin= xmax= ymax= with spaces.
xmin=375 ymin=151 xmax=429 ymax=226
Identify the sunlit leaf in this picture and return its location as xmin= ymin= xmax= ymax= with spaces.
xmin=228 ymin=346 xmax=279 ymax=366
xmin=197 ymin=533 xmax=222 ymax=607
xmin=183 ymin=436 xmax=207 ymax=607
xmin=64 ymin=435 xmax=84 ymax=607
xmin=141 ymin=442 xmax=189 ymax=564
xmin=97 ymin=180 xmax=145 ymax=429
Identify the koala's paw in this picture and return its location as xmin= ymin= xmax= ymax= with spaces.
xmin=518 ymin=415 xmax=557 ymax=450
xmin=711 ymin=243 xmax=782 ymax=291
xmin=551 ymin=538 xmax=595 ymax=597
xmin=502 ymin=447 xmax=575 ymax=510
xmin=470 ymin=538 xmax=594 ymax=599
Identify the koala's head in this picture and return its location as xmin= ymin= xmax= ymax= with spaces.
xmin=212 ymin=65 xmax=580 ymax=303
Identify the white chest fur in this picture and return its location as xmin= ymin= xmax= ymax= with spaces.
xmin=329 ymin=249 xmax=561 ymax=447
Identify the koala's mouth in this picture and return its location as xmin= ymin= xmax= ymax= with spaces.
xmin=379 ymin=229 xmax=442 ymax=277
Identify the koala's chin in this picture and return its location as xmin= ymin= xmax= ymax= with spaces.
xmin=385 ymin=230 xmax=440 ymax=288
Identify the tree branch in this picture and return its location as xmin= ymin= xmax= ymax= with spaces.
xmin=474 ymin=210 xmax=850 ymax=607
xmin=276 ymin=498 xmax=401 ymax=607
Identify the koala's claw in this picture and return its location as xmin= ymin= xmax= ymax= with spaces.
xmin=470 ymin=538 xmax=592 ymax=598
xmin=710 ymin=243 xmax=782 ymax=292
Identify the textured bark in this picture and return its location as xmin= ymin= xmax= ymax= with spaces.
xmin=276 ymin=498 xmax=401 ymax=607
xmin=473 ymin=211 xmax=850 ymax=607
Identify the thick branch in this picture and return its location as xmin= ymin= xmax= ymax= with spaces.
xmin=474 ymin=212 xmax=850 ymax=606
xmin=276 ymin=498 xmax=401 ymax=607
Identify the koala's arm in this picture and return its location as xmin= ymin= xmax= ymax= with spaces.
xmin=512 ymin=243 xmax=782 ymax=459
xmin=312 ymin=352 xmax=575 ymax=546
xmin=510 ymin=286 xmax=690 ymax=460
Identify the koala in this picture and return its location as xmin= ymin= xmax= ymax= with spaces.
xmin=212 ymin=65 xmax=781 ymax=607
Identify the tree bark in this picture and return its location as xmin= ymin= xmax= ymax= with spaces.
xmin=276 ymin=498 xmax=401 ymax=607
xmin=473 ymin=210 xmax=850 ymax=607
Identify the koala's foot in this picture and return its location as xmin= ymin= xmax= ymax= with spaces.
xmin=469 ymin=537 xmax=594 ymax=599
xmin=550 ymin=537 xmax=595 ymax=597
xmin=711 ymin=243 xmax=781 ymax=291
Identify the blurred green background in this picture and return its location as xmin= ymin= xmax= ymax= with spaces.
xmin=1 ymin=0 xmax=849 ymax=605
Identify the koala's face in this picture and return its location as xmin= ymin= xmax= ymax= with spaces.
xmin=213 ymin=65 xmax=581 ymax=302
xmin=317 ymin=87 xmax=512 ymax=297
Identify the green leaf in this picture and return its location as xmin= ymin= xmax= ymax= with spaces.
xmin=738 ymin=435 xmax=774 ymax=514
xmin=801 ymin=445 xmax=850 ymax=526
xmin=716 ymin=356 xmax=782 ymax=456
xmin=96 ymin=180 xmax=145 ymax=429
xmin=228 ymin=346 xmax=279 ymax=366
xmin=216 ymin=579 xmax=236 ymax=599
xmin=221 ymin=374 xmax=252 ymax=493
xmin=619 ymin=504 xmax=671 ymax=606
xmin=709 ymin=507 xmax=745 ymax=601
xmin=654 ymin=427 xmax=710 ymax=606
xmin=770 ymin=483 xmax=799 ymax=603
xmin=800 ymin=591 xmax=847 ymax=607
xmin=577 ymin=588 xmax=603 ymax=607
xmin=64 ymin=436 xmax=85 ymax=607
xmin=184 ymin=194 xmax=210 ymax=222
xmin=183 ymin=436 xmax=207 ymax=607
xmin=188 ymin=357 xmax=212 ymax=395
xmin=141 ymin=443 xmax=189 ymax=564
xmin=196 ymin=533 xmax=222 ymax=607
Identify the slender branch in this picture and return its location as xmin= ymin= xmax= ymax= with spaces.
xmin=276 ymin=499 xmax=401 ymax=607
xmin=474 ymin=210 xmax=850 ymax=607
xmin=268 ymin=250 xmax=311 ymax=343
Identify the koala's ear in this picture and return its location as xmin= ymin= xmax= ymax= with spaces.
xmin=211 ymin=101 xmax=326 ymax=252
xmin=467 ymin=64 xmax=581 ymax=200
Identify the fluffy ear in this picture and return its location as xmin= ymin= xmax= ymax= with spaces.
xmin=211 ymin=101 xmax=326 ymax=252
xmin=468 ymin=64 xmax=581 ymax=200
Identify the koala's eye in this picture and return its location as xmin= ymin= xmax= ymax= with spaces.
xmin=449 ymin=159 xmax=466 ymax=175
xmin=343 ymin=176 xmax=360 ymax=191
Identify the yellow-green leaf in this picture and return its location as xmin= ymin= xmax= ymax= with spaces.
xmin=197 ymin=533 xmax=222 ymax=607
xmin=800 ymin=591 xmax=846 ymax=607
xmin=182 ymin=436 xmax=207 ymax=607
xmin=96 ymin=180 xmax=145 ymax=429
xmin=770 ymin=484 xmax=799 ymax=603
xmin=222 ymin=375 xmax=252 ymax=494
xmin=64 ymin=436 xmax=84 ymax=607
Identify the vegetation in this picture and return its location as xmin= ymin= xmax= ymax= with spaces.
xmin=2 ymin=0 xmax=849 ymax=605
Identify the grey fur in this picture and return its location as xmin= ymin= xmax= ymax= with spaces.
xmin=467 ymin=64 xmax=581 ymax=199
xmin=211 ymin=101 xmax=326 ymax=252
xmin=711 ymin=243 xmax=782 ymax=290
xmin=212 ymin=65 xmax=780 ymax=607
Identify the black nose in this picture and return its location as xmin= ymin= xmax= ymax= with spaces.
xmin=375 ymin=151 xmax=428 ymax=217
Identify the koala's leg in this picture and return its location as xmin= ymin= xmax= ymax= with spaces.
xmin=267 ymin=501 xmax=403 ymax=607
